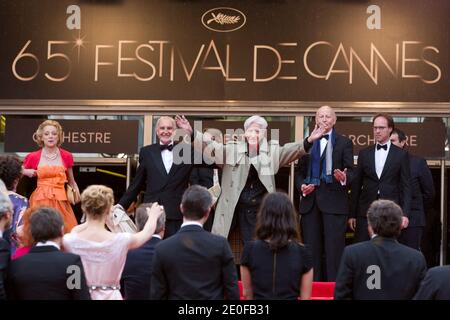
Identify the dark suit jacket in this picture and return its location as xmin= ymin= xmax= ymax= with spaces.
xmin=121 ymin=236 xmax=161 ymax=300
xmin=350 ymin=144 xmax=411 ymax=218
xmin=150 ymin=225 xmax=239 ymax=300
xmin=414 ymin=266 xmax=450 ymax=300
xmin=295 ymin=132 xmax=354 ymax=214
xmin=0 ymin=238 xmax=10 ymax=300
xmin=407 ymin=154 xmax=435 ymax=227
xmin=8 ymin=246 xmax=90 ymax=300
xmin=119 ymin=143 xmax=194 ymax=220
xmin=334 ymin=236 xmax=426 ymax=300
xmin=190 ymin=166 xmax=214 ymax=188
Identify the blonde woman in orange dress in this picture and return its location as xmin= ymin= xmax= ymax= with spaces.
xmin=22 ymin=120 xmax=79 ymax=232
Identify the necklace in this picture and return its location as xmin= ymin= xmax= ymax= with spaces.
xmin=43 ymin=149 xmax=58 ymax=161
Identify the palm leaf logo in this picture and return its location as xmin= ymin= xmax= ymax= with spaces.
xmin=207 ymin=13 xmax=241 ymax=25
xmin=201 ymin=8 xmax=246 ymax=32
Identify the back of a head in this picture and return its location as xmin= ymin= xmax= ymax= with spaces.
xmin=0 ymin=154 xmax=22 ymax=191
xmin=181 ymin=185 xmax=212 ymax=221
xmin=30 ymin=207 xmax=64 ymax=243
xmin=367 ymin=200 xmax=403 ymax=238
xmin=255 ymin=192 xmax=300 ymax=251
xmin=135 ymin=203 xmax=166 ymax=233
xmin=81 ymin=185 xmax=114 ymax=220
xmin=391 ymin=128 xmax=407 ymax=143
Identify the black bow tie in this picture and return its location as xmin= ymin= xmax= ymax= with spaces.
xmin=321 ymin=134 xmax=329 ymax=140
xmin=376 ymin=144 xmax=387 ymax=151
xmin=160 ymin=144 xmax=173 ymax=151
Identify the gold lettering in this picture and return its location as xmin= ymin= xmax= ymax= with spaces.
xmin=72 ymin=132 xmax=79 ymax=143
xmin=79 ymin=132 xmax=86 ymax=143
xmin=356 ymin=135 xmax=368 ymax=146
xmin=349 ymin=47 xmax=377 ymax=84
xmin=277 ymin=43 xmax=298 ymax=80
xmin=408 ymin=135 xmax=418 ymax=147
xmin=372 ymin=43 xmax=398 ymax=80
xmin=201 ymin=40 xmax=226 ymax=77
xmin=149 ymin=41 xmax=170 ymax=78
xmin=421 ymin=46 xmax=441 ymax=84
xmin=348 ymin=134 xmax=356 ymax=145
xmin=253 ymin=45 xmax=282 ymax=82
xmin=303 ymin=41 xmax=332 ymax=79
xmin=94 ymin=45 xmax=114 ymax=82
xmin=402 ymin=41 xmax=421 ymax=79
xmin=62 ymin=132 xmax=70 ymax=143
xmin=225 ymin=45 xmax=246 ymax=81
xmin=95 ymin=132 xmax=103 ymax=143
xmin=326 ymin=43 xmax=350 ymax=80
xmin=118 ymin=41 xmax=137 ymax=78
xmin=177 ymin=45 xmax=205 ymax=81
xmin=104 ymin=132 xmax=111 ymax=144
xmin=135 ymin=44 xmax=156 ymax=81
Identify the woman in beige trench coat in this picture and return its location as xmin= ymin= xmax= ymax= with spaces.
xmin=175 ymin=115 xmax=324 ymax=241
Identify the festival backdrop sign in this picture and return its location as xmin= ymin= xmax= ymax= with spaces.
xmin=0 ymin=0 xmax=448 ymax=102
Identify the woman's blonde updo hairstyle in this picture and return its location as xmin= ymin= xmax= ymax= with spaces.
xmin=81 ymin=185 xmax=114 ymax=220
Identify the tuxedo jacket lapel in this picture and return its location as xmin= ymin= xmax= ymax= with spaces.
xmin=367 ymin=145 xmax=377 ymax=178
xmin=167 ymin=142 xmax=189 ymax=179
xmin=380 ymin=146 xmax=395 ymax=179
xmin=167 ymin=161 xmax=180 ymax=178
xmin=150 ymin=144 xmax=169 ymax=177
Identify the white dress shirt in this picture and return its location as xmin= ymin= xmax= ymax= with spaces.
xmin=375 ymin=140 xmax=391 ymax=179
xmin=160 ymin=142 xmax=173 ymax=174
xmin=36 ymin=240 xmax=61 ymax=250
xmin=320 ymin=130 xmax=332 ymax=156
xmin=180 ymin=221 xmax=203 ymax=229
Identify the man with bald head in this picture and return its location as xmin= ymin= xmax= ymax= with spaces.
xmin=118 ymin=116 xmax=194 ymax=237
xmin=295 ymin=106 xmax=354 ymax=281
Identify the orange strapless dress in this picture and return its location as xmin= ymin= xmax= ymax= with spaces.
xmin=29 ymin=166 xmax=78 ymax=233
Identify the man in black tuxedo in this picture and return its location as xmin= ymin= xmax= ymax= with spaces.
xmin=295 ymin=105 xmax=354 ymax=281
xmin=349 ymin=114 xmax=411 ymax=242
xmin=121 ymin=203 xmax=165 ymax=300
xmin=0 ymin=192 xmax=12 ymax=300
xmin=414 ymin=266 xmax=450 ymax=300
xmin=150 ymin=185 xmax=239 ymax=300
xmin=390 ymin=128 xmax=435 ymax=250
xmin=118 ymin=116 xmax=194 ymax=238
xmin=8 ymin=207 xmax=90 ymax=300
xmin=335 ymin=200 xmax=426 ymax=300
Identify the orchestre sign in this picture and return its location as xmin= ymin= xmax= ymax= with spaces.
xmin=4 ymin=119 xmax=139 ymax=154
